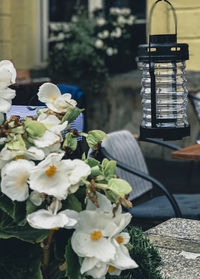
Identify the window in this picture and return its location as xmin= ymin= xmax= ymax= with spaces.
xmin=49 ymin=0 xmax=88 ymax=22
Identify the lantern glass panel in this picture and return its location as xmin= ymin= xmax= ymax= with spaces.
xmin=140 ymin=61 xmax=188 ymax=129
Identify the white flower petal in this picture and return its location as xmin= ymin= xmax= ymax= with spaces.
xmin=75 ymin=210 xmax=117 ymax=237
xmin=27 ymin=209 xmax=73 ymax=229
xmin=111 ymin=213 xmax=132 ymax=237
xmin=72 ymin=231 xmax=116 ymax=262
xmin=0 ymin=60 xmax=16 ymax=87
xmin=1 ymin=159 xmax=34 ymax=201
xmin=0 ymin=97 xmax=12 ymax=113
xmin=81 ymin=257 xmax=99 ymax=274
xmin=29 ymin=153 xmax=71 ymax=200
xmin=110 ymin=244 xmax=138 ymax=270
xmin=86 ymin=262 xmax=108 ymax=278
xmin=33 ymin=130 xmax=61 ymax=148
xmin=37 ymin=83 xmax=61 ymax=103
xmin=0 ymin=87 xmax=16 ymax=100
xmin=87 ymin=192 xmax=113 ymax=213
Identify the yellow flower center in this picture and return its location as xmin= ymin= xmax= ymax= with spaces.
xmin=45 ymin=165 xmax=57 ymax=177
xmin=15 ymin=155 xmax=25 ymax=160
xmin=108 ymin=266 xmax=116 ymax=273
xmin=90 ymin=230 xmax=102 ymax=241
xmin=116 ymin=235 xmax=124 ymax=244
xmin=50 ymin=95 xmax=56 ymax=101
xmin=52 ymin=227 xmax=59 ymax=231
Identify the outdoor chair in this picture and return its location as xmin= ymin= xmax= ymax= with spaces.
xmin=93 ymin=130 xmax=200 ymax=227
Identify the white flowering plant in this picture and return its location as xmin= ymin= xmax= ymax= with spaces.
xmin=93 ymin=7 xmax=136 ymax=73
xmin=0 ymin=60 xmax=142 ymax=279
xmin=48 ymin=8 xmax=108 ymax=94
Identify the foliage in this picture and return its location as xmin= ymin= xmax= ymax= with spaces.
xmin=48 ymin=6 xmax=136 ymax=93
xmin=48 ymin=8 xmax=108 ymax=94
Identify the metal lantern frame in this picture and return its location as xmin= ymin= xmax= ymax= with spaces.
xmin=138 ymin=0 xmax=190 ymax=140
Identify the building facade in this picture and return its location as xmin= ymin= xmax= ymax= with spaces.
xmin=1 ymin=0 xmax=199 ymax=72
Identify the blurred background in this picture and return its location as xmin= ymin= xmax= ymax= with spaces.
xmin=0 ymin=0 xmax=200 ymax=149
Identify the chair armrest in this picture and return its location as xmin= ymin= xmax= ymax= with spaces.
xmin=139 ymin=138 xmax=181 ymax=151
xmin=101 ymin=147 xmax=182 ymax=218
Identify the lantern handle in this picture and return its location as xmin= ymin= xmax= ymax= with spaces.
xmin=148 ymin=0 xmax=177 ymax=36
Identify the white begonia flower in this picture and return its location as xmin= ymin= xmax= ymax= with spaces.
xmin=0 ymin=60 xmax=16 ymax=114
xmin=99 ymin=30 xmax=109 ymax=39
xmin=110 ymin=8 xmax=121 ymax=15
xmin=95 ymin=39 xmax=104 ymax=49
xmin=127 ymin=15 xmax=135 ymax=25
xmin=106 ymin=47 xmax=114 ymax=56
xmin=27 ymin=208 xmax=78 ymax=230
xmin=29 ymin=153 xmax=91 ymax=200
xmin=117 ymin=15 xmax=126 ymax=24
xmin=97 ymin=18 xmax=106 ymax=26
xmin=62 ymin=23 xmax=70 ymax=32
xmin=111 ymin=27 xmax=122 ymax=38
xmin=56 ymin=43 xmax=64 ymax=50
xmin=57 ymin=32 xmax=65 ymax=40
xmin=0 ymin=146 xmax=45 ymax=170
xmin=38 ymin=83 xmax=77 ymax=113
xmin=37 ymin=113 xmax=68 ymax=135
xmin=121 ymin=8 xmax=131 ymax=16
xmin=1 ymin=159 xmax=35 ymax=202
xmin=71 ymin=210 xmax=117 ymax=262
xmin=71 ymin=193 xmax=132 ymax=263
xmin=78 ymin=194 xmax=138 ymax=279
xmin=0 ymin=60 xmax=16 ymax=88
xmin=71 ymin=15 xmax=78 ymax=23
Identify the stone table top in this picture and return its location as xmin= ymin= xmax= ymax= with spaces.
xmin=145 ymin=218 xmax=200 ymax=279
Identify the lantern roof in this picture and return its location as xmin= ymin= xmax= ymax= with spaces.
xmin=138 ymin=34 xmax=189 ymax=63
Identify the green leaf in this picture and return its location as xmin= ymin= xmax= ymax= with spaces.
xmin=6 ymin=134 xmax=26 ymax=151
xmin=0 ymin=239 xmax=43 ymax=279
xmin=107 ymin=178 xmax=132 ymax=198
xmin=62 ymin=194 xmax=82 ymax=212
xmin=0 ymin=210 xmax=48 ymax=243
xmin=62 ymin=107 xmax=84 ymax=124
xmin=24 ymin=119 xmax=46 ymax=139
xmin=63 ymin=133 xmax=77 ymax=151
xmin=103 ymin=160 xmax=116 ymax=180
xmin=90 ymin=165 xmax=101 ymax=177
xmin=102 ymin=158 xmax=109 ymax=169
xmin=85 ymin=157 xmax=100 ymax=168
xmin=86 ymin=130 xmax=107 ymax=150
xmin=0 ymin=194 xmax=26 ymax=223
xmin=65 ymin=239 xmax=83 ymax=279
xmin=26 ymin=198 xmax=38 ymax=216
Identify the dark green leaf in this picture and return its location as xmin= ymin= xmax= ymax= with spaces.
xmin=0 ymin=238 xmax=43 ymax=279
xmin=62 ymin=194 xmax=82 ymax=212
xmin=0 ymin=210 xmax=48 ymax=243
xmin=65 ymin=239 xmax=83 ymax=279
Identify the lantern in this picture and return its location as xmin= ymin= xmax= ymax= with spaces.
xmin=138 ymin=0 xmax=189 ymax=140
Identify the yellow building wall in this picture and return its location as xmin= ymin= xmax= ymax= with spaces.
xmin=0 ymin=0 xmax=38 ymax=70
xmin=147 ymin=0 xmax=200 ymax=71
